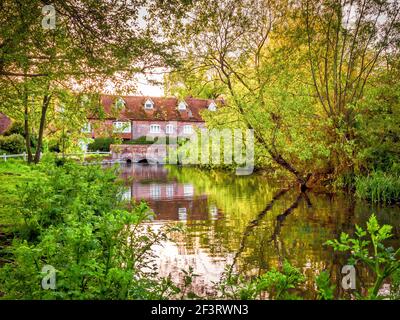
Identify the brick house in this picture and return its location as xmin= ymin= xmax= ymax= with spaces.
xmin=0 ymin=113 xmax=12 ymax=135
xmin=84 ymin=95 xmax=219 ymax=141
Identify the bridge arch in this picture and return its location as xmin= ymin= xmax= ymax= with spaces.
xmin=137 ymin=158 xmax=149 ymax=164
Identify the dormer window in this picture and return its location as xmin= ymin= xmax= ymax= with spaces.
xmin=208 ymin=102 xmax=217 ymax=111
xmin=144 ymin=99 xmax=154 ymax=110
xmin=178 ymin=101 xmax=187 ymax=111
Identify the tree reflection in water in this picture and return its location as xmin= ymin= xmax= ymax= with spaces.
xmin=118 ymin=164 xmax=400 ymax=298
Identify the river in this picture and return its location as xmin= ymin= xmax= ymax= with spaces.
xmin=118 ymin=163 xmax=400 ymax=298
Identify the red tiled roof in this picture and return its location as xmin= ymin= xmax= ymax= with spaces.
xmin=90 ymin=95 xmax=220 ymax=122
xmin=0 ymin=113 xmax=12 ymax=134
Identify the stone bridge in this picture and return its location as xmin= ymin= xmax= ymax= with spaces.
xmin=110 ymin=144 xmax=177 ymax=164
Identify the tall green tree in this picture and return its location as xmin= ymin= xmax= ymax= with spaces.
xmin=302 ymin=0 xmax=400 ymax=175
xmin=157 ymin=0 xmax=326 ymax=189
xmin=0 ymin=0 xmax=178 ymax=163
xmin=158 ymin=0 xmax=400 ymax=188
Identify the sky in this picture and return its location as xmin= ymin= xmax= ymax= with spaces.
xmin=135 ymin=73 xmax=165 ymax=97
xmin=135 ymin=7 xmax=166 ymax=97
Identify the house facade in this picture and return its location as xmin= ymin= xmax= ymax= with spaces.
xmin=84 ymin=95 xmax=219 ymax=141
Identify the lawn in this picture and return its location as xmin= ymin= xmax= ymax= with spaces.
xmin=0 ymin=160 xmax=43 ymax=233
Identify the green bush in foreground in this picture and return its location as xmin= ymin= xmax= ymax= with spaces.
xmin=217 ymin=260 xmax=305 ymax=300
xmin=0 ymin=157 xmax=182 ymax=299
xmin=326 ymin=214 xmax=400 ymax=299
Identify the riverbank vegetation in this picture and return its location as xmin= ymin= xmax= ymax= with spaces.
xmin=0 ymin=158 xmax=184 ymax=299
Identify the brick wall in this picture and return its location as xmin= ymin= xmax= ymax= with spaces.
xmin=0 ymin=113 xmax=12 ymax=135
xmin=88 ymin=119 xmax=206 ymax=140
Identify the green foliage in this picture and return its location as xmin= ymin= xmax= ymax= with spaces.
xmin=217 ymin=261 xmax=305 ymax=300
xmin=315 ymin=271 xmax=335 ymax=300
xmin=355 ymin=172 xmax=400 ymax=204
xmin=325 ymin=214 xmax=400 ymax=299
xmin=158 ymin=0 xmax=400 ymax=192
xmin=355 ymin=62 xmax=400 ymax=174
xmin=124 ymin=136 xmax=187 ymax=146
xmin=125 ymin=136 xmax=156 ymax=145
xmin=47 ymin=139 xmax=61 ymax=153
xmin=0 ymin=158 xmax=182 ymax=299
xmin=88 ymin=137 xmax=117 ymax=152
xmin=257 ymin=261 xmax=305 ymax=300
xmin=1 ymin=160 xmax=399 ymax=300
xmin=0 ymin=134 xmax=25 ymax=154
xmin=3 ymin=121 xmax=24 ymax=137
xmin=0 ymin=0 xmax=179 ymax=163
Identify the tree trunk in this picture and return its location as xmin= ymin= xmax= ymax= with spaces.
xmin=253 ymin=131 xmax=312 ymax=190
xmin=23 ymin=80 xmax=33 ymax=163
xmin=34 ymin=94 xmax=51 ymax=164
xmin=269 ymin=150 xmax=310 ymax=188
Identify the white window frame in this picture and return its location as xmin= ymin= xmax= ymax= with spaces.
xmin=183 ymin=184 xmax=194 ymax=197
xmin=166 ymin=184 xmax=174 ymax=198
xmin=82 ymin=122 xmax=91 ymax=133
xmin=150 ymin=124 xmax=161 ymax=134
xmin=150 ymin=184 xmax=161 ymax=199
xmin=144 ymin=99 xmax=154 ymax=110
xmin=183 ymin=125 xmax=193 ymax=135
xmin=178 ymin=101 xmax=187 ymax=111
xmin=178 ymin=207 xmax=187 ymax=221
xmin=113 ymin=121 xmax=131 ymax=133
xmin=165 ymin=124 xmax=174 ymax=134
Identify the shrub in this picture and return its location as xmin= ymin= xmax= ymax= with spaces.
xmin=325 ymin=214 xmax=400 ymax=299
xmin=88 ymin=137 xmax=116 ymax=152
xmin=315 ymin=271 xmax=335 ymax=300
xmin=3 ymin=121 xmax=24 ymax=136
xmin=47 ymin=139 xmax=61 ymax=153
xmin=0 ymin=134 xmax=26 ymax=154
xmin=125 ymin=136 xmax=155 ymax=145
xmin=124 ymin=136 xmax=187 ymax=145
xmin=3 ymin=122 xmax=37 ymax=150
xmin=217 ymin=260 xmax=305 ymax=300
xmin=0 ymin=158 xmax=182 ymax=299
xmin=355 ymin=171 xmax=400 ymax=204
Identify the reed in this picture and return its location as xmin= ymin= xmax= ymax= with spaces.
xmin=355 ymin=171 xmax=400 ymax=204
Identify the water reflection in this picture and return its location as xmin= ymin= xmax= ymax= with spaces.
xmin=119 ymin=163 xmax=400 ymax=298
xmin=121 ymin=164 xmax=221 ymax=221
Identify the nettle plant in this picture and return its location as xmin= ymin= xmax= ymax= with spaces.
xmin=325 ymin=214 xmax=400 ymax=299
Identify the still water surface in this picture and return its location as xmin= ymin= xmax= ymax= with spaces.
xmin=119 ymin=164 xmax=400 ymax=298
